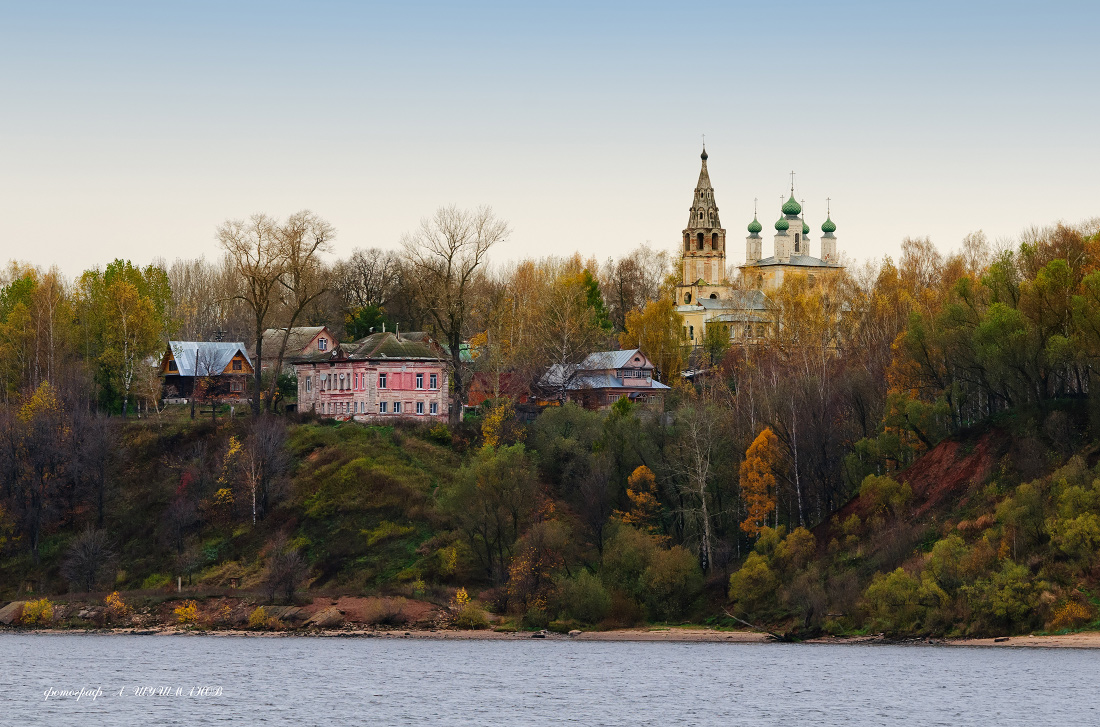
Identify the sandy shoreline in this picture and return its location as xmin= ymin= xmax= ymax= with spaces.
xmin=7 ymin=626 xmax=1100 ymax=648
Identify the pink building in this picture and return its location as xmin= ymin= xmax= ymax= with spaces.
xmin=292 ymin=332 xmax=449 ymax=421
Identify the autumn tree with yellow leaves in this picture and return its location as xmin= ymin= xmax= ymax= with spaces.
xmin=616 ymin=465 xmax=665 ymax=541
xmin=740 ymin=428 xmax=780 ymax=537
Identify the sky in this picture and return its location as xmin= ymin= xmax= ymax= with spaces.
xmin=1 ymin=0 xmax=1098 ymax=277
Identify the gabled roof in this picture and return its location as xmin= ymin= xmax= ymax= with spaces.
xmin=166 ymin=341 xmax=251 ymax=377
xmin=290 ymin=332 xmax=444 ymax=363
xmin=258 ymin=326 xmax=331 ymax=356
xmin=577 ymin=349 xmax=652 ymax=371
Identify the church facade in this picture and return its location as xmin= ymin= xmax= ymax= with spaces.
xmin=674 ymin=148 xmax=843 ymax=347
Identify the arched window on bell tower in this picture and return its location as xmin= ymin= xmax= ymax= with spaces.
xmin=697 ymin=232 xmax=704 ymax=250
xmin=711 ymin=232 xmax=718 ymax=248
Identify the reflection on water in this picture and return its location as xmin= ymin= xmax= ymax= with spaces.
xmin=4 ymin=634 xmax=1098 ymax=726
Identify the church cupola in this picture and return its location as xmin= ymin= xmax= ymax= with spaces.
xmin=820 ymin=200 xmax=838 ymax=262
xmin=781 ymin=195 xmax=802 ymax=216
xmin=745 ymin=204 xmax=763 ymax=265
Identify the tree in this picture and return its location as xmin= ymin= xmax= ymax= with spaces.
xmin=263 ymin=535 xmax=308 ymax=603
xmin=10 ymin=381 xmax=70 ymax=562
xmin=617 ymin=465 xmax=664 ymax=539
xmin=218 ymin=214 xmax=283 ymax=416
xmin=442 ymin=443 xmax=537 ymax=583
xmin=402 ymin=205 xmax=509 ymax=425
xmin=620 ymin=298 xmax=687 ymax=384
xmin=600 ymin=244 xmax=672 ymax=332
xmin=333 ymin=247 xmax=402 ymax=311
xmin=243 ymin=416 xmax=290 ymax=524
xmin=702 ymin=321 xmax=730 ymax=366
xmin=667 ymin=403 xmax=725 ymax=571
xmin=536 ymin=262 xmax=615 ymax=403
xmin=61 ymin=527 xmax=117 ymax=593
xmin=740 ymin=428 xmax=780 ymax=537
xmin=265 ymin=210 xmax=335 ymax=408
xmin=76 ymin=260 xmax=169 ymax=415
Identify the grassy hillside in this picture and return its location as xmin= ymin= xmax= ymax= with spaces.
xmin=4 ymin=401 xmax=1100 ymax=639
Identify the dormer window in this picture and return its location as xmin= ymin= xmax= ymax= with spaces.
xmin=318 ymin=338 xmax=327 ymax=351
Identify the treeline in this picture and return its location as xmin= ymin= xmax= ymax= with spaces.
xmin=0 ymin=206 xmax=673 ymax=420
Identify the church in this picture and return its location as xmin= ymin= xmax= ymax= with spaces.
xmin=674 ymin=147 xmax=843 ymax=346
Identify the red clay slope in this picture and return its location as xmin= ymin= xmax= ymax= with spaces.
xmin=901 ymin=429 xmax=1006 ymax=518
xmin=816 ymin=428 xmax=1009 ymax=545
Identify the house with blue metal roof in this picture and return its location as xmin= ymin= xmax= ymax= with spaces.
xmin=538 ymin=348 xmax=670 ymax=409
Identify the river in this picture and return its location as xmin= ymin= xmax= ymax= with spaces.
xmin=4 ymin=634 xmax=1097 ymax=725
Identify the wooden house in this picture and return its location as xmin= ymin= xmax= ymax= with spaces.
xmin=161 ymin=341 xmax=254 ymax=401
xmin=253 ymin=326 xmax=336 ymax=374
xmin=538 ymin=349 xmax=670 ymax=409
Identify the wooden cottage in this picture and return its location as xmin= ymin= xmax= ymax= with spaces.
xmin=161 ymin=341 xmax=254 ymax=401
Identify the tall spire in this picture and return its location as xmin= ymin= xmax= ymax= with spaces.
xmin=687 ymin=146 xmax=720 ymax=229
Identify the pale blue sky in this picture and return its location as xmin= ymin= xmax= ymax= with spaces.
xmin=1 ymin=1 xmax=1097 ymax=275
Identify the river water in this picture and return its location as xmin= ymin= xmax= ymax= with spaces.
xmin=3 ymin=634 xmax=1097 ymax=725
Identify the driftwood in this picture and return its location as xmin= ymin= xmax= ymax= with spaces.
xmin=723 ymin=609 xmax=799 ymax=643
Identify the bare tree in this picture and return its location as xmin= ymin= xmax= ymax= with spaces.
xmin=244 ymin=416 xmax=290 ymax=524
xmin=218 ymin=214 xmax=282 ymax=416
xmin=266 ymin=211 xmax=335 ymax=408
xmin=264 ymin=534 xmax=308 ymax=603
xmin=61 ymin=527 xmax=118 ymax=593
xmin=334 ymin=247 xmax=401 ymax=309
xmin=666 ymin=402 xmax=723 ymax=573
xmin=401 ymin=205 xmax=509 ymax=425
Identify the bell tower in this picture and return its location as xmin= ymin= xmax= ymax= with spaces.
xmin=677 ymin=146 xmax=727 ymax=305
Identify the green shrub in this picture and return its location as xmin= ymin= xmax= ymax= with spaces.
xmin=427 ymin=423 xmax=452 ymax=445
xmin=554 ymin=571 xmax=612 ymax=624
xmin=860 ymin=475 xmax=913 ymax=519
xmin=247 ymin=605 xmax=283 ymax=630
xmin=1050 ymin=513 xmax=1100 ymax=561
xmin=775 ymin=527 xmax=816 ymax=573
xmin=141 ymin=573 xmax=171 ymax=590
xmin=453 ymin=603 xmax=490 ymax=629
xmin=600 ymin=523 xmax=657 ymax=599
xmin=927 ymin=534 xmax=968 ymax=591
xmin=861 ymin=567 xmax=947 ymax=634
xmin=753 ymin=526 xmax=785 ymax=558
xmin=959 ymin=561 xmax=1047 ymax=635
xmin=643 ymin=545 xmax=703 ymax=621
xmin=728 ymin=552 xmax=777 ymax=616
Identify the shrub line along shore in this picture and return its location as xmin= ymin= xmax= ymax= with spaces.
xmin=5 ymin=626 xmax=1100 ymax=648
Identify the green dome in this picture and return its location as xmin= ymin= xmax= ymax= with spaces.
xmin=781 ymin=195 xmax=801 ymax=216
xmin=802 ymin=221 xmax=810 ymax=235
xmin=748 ymin=216 xmax=762 ymax=234
xmin=822 ymin=216 xmax=836 ymax=233
xmin=775 ymin=216 xmax=789 ymax=231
